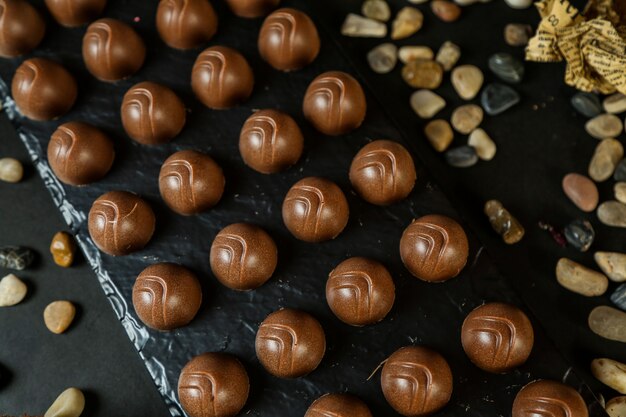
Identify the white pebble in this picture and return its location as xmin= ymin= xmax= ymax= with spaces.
xmin=398 ymin=46 xmax=434 ymax=64
xmin=341 ymin=14 xmax=387 ymax=38
xmin=410 ymin=90 xmax=446 ymax=119
xmin=592 ymin=358 xmax=626 ymax=395
xmin=606 ymin=396 xmax=626 ymax=417
xmin=367 ymin=43 xmax=397 ymax=74
xmin=604 ymin=93 xmax=626 ymax=114
xmin=0 ymin=158 xmax=23 ymax=183
xmin=362 ymin=0 xmax=391 ymax=22
xmin=0 ymin=274 xmax=27 ymax=307
xmin=44 ymin=387 xmax=85 ymax=417
xmin=468 ymin=128 xmax=496 ymax=160
xmin=505 ymin=0 xmax=533 ymax=8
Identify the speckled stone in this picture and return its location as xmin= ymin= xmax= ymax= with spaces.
xmin=451 ymin=65 xmax=483 ymax=100
xmin=0 ymin=274 xmax=27 ymax=307
xmin=488 ymin=53 xmax=524 ymax=83
xmin=592 ymin=358 xmax=626 ymax=394
xmin=555 ymin=258 xmax=609 ymax=297
xmin=504 ymin=23 xmax=532 ymax=47
xmin=445 ymin=146 xmax=478 ymax=168
xmin=44 ymin=300 xmax=76 ymax=334
xmin=614 ymin=159 xmax=626 ymax=182
xmin=424 ymin=119 xmax=454 ymax=152
xmin=595 ymin=251 xmax=626 ymax=282
xmin=604 ymin=93 xmax=626 ymax=114
xmin=481 ymin=83 xmax=520 ymax=116
xmin=562 ymin=173 xmax=599 ymax=212
xmin=362 ymin=0 xmax=391 ymax=21
xmin=606 ymin=396 xmax=626 ymax=417
xmin=435 ymin=41 xmax=461 ymax=71
xmin=410 ymin=90 xmax=446 ymax=118
xmin=564 ymin=219 xmax=594 ymax=252
xmin=0 ymin=158 xmax=23 ymax=183
xmin=451 ymin=104 xmax=483 ymax=134
xmin=585 ymin=114 xmax=622 ymax=139
xmin=0 ymin=246 xmax=35 ymax=271
xmin=398 ymin=46 xmax=433 ymax=64
xmin=402 ymin=59 xmax=443 ymax=89
xmin=589 ymin=139 xmax=624 ymax=182
xmin=468 ymin=128 xmax=496 ymax=160
xmin=431 ymin=0 xmax=461 ymax=22
xmin=341 ymin=14 xmax=387 ymax=37
xmin=484 ymin=200 xmax=524 ymax=244
xmin=611 ymin=284 xmax=626 ymax=311
xmin=391 ymin=7 xmax=423 ymax=40
xmin=615 ymin=182 xmax=626 ymax=204
xmin=571 ymin=92 xmax=602 ymax=118
xmin=44 ymin=388 xmax=85 ymax=417
xmin=589 ymin=306 xmax=626 ymax=343
xmin=367 ymin=43 xmax=397 ymax=74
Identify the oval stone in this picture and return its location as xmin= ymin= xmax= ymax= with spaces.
xmin=367 ymin=43 xmax=397 ymax=74
xmin=362 ymin=0 xmax=391 ymax=21
xmin=616 ymin=182 xmax=626 ymax=204
xmin=589 ymin=139 xmax=624 ymax=182
xmin=504 ymin=23 xmax=531 ymax=47
xmin=451 ymin=104 xmax=483 ymax=134
xmin=481 ymin=83 xmax=520 ymax=115
xmin=468 ymin=128 xmax=496 ymax=160
xmin=0 ymin=158 xmax=24 ymax=183
xmin=445 ymin=146 xmax=478 ymax=168
xmin=424 ymin=119 xmax=453 ymax=152
xmin=595 ymin=251 xmax=626 ymax=282
xmin=611 ymin=284 xmax=626 ymax=311
xmin=44 ymin=300 xmax=76 ymax=334
xmin=505 ymin=0 xmax=532 ymax=8
xmin=391 ymin=7 xmax=423 ymax=40
xmin=398 ymin=46 xmax=433 ymax=64
xmin=562 ymin=173 xmax=599 ymax=212
xmin=592 ymin=358 xmax=626 ymax=394
xmin=431 ymin=0 xmax=461 ymax=22
xmin=604 ymin=93 xmax=626 ymax=114
xmin=555 ymin=258 xmax=609 ymax=297
xmin=0 ymin=274 xmax=27 ymax=307
xmin=571 ymin=92 xmax=602 ymax=118
xmin=44 ymin=387 xmax=85 ymax=417
xmin=598 ymin=201 xmax=626 ymax=228
xmin=341 ymin=14 xmax=387 ymax=37
xmin=410 ymin=90 xmax=445 ymax=119
xmin=402 ymin=59 xmax=443 ymax=89
xmin=588 ymin=306 xmax=626 ymax=343
xmin=451 ymin=65 xmax=484 ymax=100
xmin=488 ymin=52 xmax=524 ymax=83
xmin=606 ymin=397 xmax=626 ymax=417
xmin=585 ymin=114 xmax=622 ymax=139
xmin=564 ymin=219 xmax=594 ymax=252
xmin=435 ymin=41 xmax=461 ymax=71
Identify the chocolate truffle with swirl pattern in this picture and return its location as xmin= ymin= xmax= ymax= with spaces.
xmin=225 ymin=0 xmax=279 ymax=18
xmin=156 ymin=0 xmax=217 ymax=50
xmin=45 ymin=0 xmax=107 ymax=27
xmin=0 ymin=0 xmax=45 ymax=57
xmin=48 ymin=121 xmax=115 ymax=186
xmin=132 ymin=262 xmax=202 ymax=330
xmin=350 ymin=140 xmax=416 ymax=205
xmin=258 ymin=8 xmax=319 ymax=71
xmin=305 ymin=393 xmax=373 ymax=417
xmin=88 ymin=191 xmax=155 ymax=256
xmin=303 ymin=71 xmax=366 ymax=136
xmin=512 ymin=380 xmax=588 ymax=417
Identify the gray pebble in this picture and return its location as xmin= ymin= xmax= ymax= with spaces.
xmin=481 ymin=83 xmax=520 ymax=116
xmin=571 ymin=92 xmax=602 ymax=118
xmin=488 ymin=53 xmax=524 ymax=83
xmin=611 ymin=284 xmax=626 ymax=311
xmin=614 ymin=159 xmax=626 ymax=182
xmin=445 ymin=146 xmax=478 ymax=168
xmin=564 ymin=219 xmax=595 ymax=252
xmin=0 ymin=246 xmax=35 ymax=271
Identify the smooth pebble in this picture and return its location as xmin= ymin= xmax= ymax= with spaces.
xmin=481 ymin=83 xmax=520 ymax=115
xmin=611 ymin=284 xmax=626 ymax=311
xmin=402 ymin=59 xmax=443 ymax=89
xmin=589 ymin=305 xmax=626 ymax=343
xmin=585 ymin=114 xmax=622 ymax=139
xmin=391 ymin=7 xmax=423 ymax=40
xmin=424 ymin=119 xmax=454 ymax=152
xmin=505 ymin=0 xmax=532 ymax=8
xmin=571 ymin=92 xmax=602 ymax=118
xmin=614 ymin=159 xmax=626 ymax=182
xmin=562 ymin=173 xmax=599 ymax=212
xmin=589 ymin=139 xmax=623 ymax=182
xmin=445 ymin=146 xmax=478 ymax=168
xmin=488 ymin=52 xmax=524 ymax=83
xmin=451 ymin=65 xmax=483 ymax=100
xmin=598 ymin=201 xmax=626 ymax=228
xmin=504 ymin=23 xmax=532 ymax=47
xmin=367 ymin=43 xmax=397 ymax=74
xmin=0 ymin=158 xmax=23 ymax=183
xmin=468 ymin=128 xmax=496 ymax=160
xmin=362 ymin=0 xmax=391 ymax=21
xmin=484 ymin=200 xmax=524 ymax=244
xmin=410 ymin=90 xmax=446 ymax=119
xmin=595 ymin=251 xmax=626 ymax=282
xmin=44 ymin=300 xmax=76 ymax=334
xmin=341 ymin=14 xmax=387 ymax=37
xmin=615 ymin=182 xmax=626 ymax=204
xmin=604 ymin=93 xmax=626 ymax=114
xmin=592 ymin=358 xmax=626 ymax=394
xmin=564 ymin=219 xmax=594 ymax=252
xmin=451 ymin=104 xmax=483 ymax=134
xmin=44 ymin=387 xmax=85 ymax=417
xmin=606 ymin=397 xmax=626 ymax=417
xmin=398 ymin=46 xmax=434 ymax=64
xmin=0 ymin=274 xmax=27 ymax=307
xmin=555 ymin=258 xmax=609 ymax=297
xmin=50 ymin=231 xmax=76 ymax=268
xmin=431 ymin=0 xmax=461 ymax=22
xmin=435 ymin=41 xmax=461 ymax=71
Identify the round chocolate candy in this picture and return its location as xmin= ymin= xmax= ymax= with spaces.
xmin=159 ymin=150 xmax=225 ymax=216
xmin=0 ymin=0 xmax=45 ymax=57
xmin=239 ymin=109 xmax=304 ymax=174
xmin=381 ymin=346 xmax=453 ymax=417
xmin=258 ymin=8 xmax=319 ymax=71
xmin=210 ymin=223 xmax=278 ymax=290
xmin=45 ymin=0 xmax=107 ymax=27
xmin=461 ymin=302 xmax=534 ymax=373
xmin=156 ymin=0 xmax=218 ymax=49
xmin=305 ymin=393 xmax=373 ymax=417
xmin=132 ymin=263 xmax=202 ymax=331
xmin=400 ymin=214 xmax=469 ymax=282
xmin=282 ymin=177 xmax=349 ymax=242
xmin=191 ymin=46 xmax=254 ymax=109
xmin=82 ymin=18 xmax=146 ymax=81
xmin=255 ymin=308 xmax=325 ymax=378
xmin=349 ymin=140 xmax=416 ymax=205
xmin=178 ymin=352 xmax=250 ymax=417
xmin=225 ymin=0 xmax=279 ymax=18
xmin=326 ymin=257 xmax=395 ymax=326
xmin=121 ymin=81 xmax=186 ymax=145
xmin=88 ymin=191 xmax=155 ymax=256
xmin=303 ymin=71 xmax=366 ymax=136
xmin=48 ymin=121 xmax=115 ymax=186
xmin=11 ymin=58 xmax=77 ymax=121
xmin=512 ymin=380 xmax=588 ymax=417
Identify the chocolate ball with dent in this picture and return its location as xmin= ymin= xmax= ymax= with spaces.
xmin=350 ymin=140 xmax=416 ymax=205
xmin=178 ymin=352 xmax=250 ymax=417
xmin=239 ymin=109 xmax=304 ymax=174
xmin=400 ymin=214 xmax=469 ymax=282
xmin=191 ymin=46 xmax=254 ymax=109
xmin=156 ymin=0 xmax=217 ymax=49
xmin=88 ymin=191 xmax=155 ymax=256
xmin=305 ymin=393 xmax=373 ymax=417
xmin=11 ymin=58 xmax=77 ymax=121
xmin=48 ymin=121 xmax=115 ymax=186
xmin=326 ymin=257 xmax=395 ymax=326
xmin=282 ymin=177 xmax=349 ymax=242
xmin=462 ymin=302 xmax=534 ymax=373
xmin=256 ymin=308 xmax=325 ymax=378
xmin=210 ymin=223 xmax=278 ymax=290
xmin=258 ymin=8 xmax=319 ymax=71
xmin=0 ymin=0 xmax=45 ymax=58
xmin=159 ymin=150 xmax=224 ymax=216
xmin=381 ymin=346 xmax=453 ymax=417
xmin=512 ymin=380 xmax=588 ymax=417
xmin=121 ymin=81 xmax=186 ymax=145
xmin=132 ymin=263 xmax=202 ymax=331
xmin=82 ymin=18 xmax=146 ymax=81
xmin=225 ymin=0 xmax=279 ymax=18
xmin=45 ymin=0 xmax=107 ymax=27
xmin=303 ymin=71 xmax=366 ymax=136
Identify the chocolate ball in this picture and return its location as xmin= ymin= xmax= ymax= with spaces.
xmin=258 ymin=8 xmax=319 ymax=71
xmin=349 ymin=140 xmax=416 ymax=205
xmin=326 ymin=257 xmax=395 ymax=326
xmin=225 ymin=0 xmax=279 ymax=18
xmin=0 ymin=0 xmax=45 ymax=58
xmin=48 ymin=121 xmax=115 ymax=186
xmin=256 ymin=308 xmax=325 ymax=378
xmin=381 ymin=346 xmax=453 ymax=417
xmin=512 ymin=380 xmax=588 ymax=417
xmin=210 ymin=223 xmax=278 ymax=290
xmin=88 ymin=191 xmax=155 ymax=256
xmin=45 ymin=0 xmax=106 ymax=27
xmin=239 ymin=109 xmax=304 ymax=174
xmin=400 ymin=214 xmax=469 ymax=282
xmin=282 ymin=177 xmax=349 ymax=242
xmin=191 ymin=46 xmax=254 ymax=109
xmin=305 ymin=393 xmax=373 ymax=417
xmin=156 ymin=0 xmax=218 ymax=49
xmin=178 ymin=352 xmax=250 ymax=417
xmin=11 ymin=58 xmax=77 ymax=121
xmin=82 ymin=18 xmax=146 ymax=81
xmin=461 ymin=302 xmax=534 ymax=373
xmin=303 ymin=71 xmax=366 ymax=136
xmin=132 ymin=263 xmax=202 ymax=330
xmin=121 ymin=81 xmax=186 ymax=145
xmin=159 ymin=150 xmax=225 ymax=215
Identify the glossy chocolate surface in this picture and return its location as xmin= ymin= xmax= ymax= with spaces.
xmin=156 ymin=0 xmax=217 ymax=49
xmin=255 ymin=308 xmax=325 ymax=378
xmin=326 ymin=257 xmax=395 ymax=326
xmin=258 ymin=8 xmax=319 ymax=71
xmin=159 ymin=150 xmax=225 ymax=215
xmin=239 ymin=109 xmax=304 ymax=174
xmin=512 ymin=380 xmax=589 ymax=417
xmin=178 ymin=352 xmax=250 ymax=417
xmin=87 ymin=191 xmax=155 ymax=256
xmin=305 ymin=393 xmax=373 ymax=417
xmin=225 ymin=0 xmax=279 ymax=18
xmin=11 ymin=58 xmax=77 ymax=121
xmin=0 ymin=0 xmax=45 ymax=57
xmin=191 ymin=45 xmax=254 ymax=109
xmin=210 ymin=223 xmax=278 ymax=290
xmin=132 ymin=262 xmax=202 ymax=331
xmin=82 ymin=18 xmax=146 ymax=81
xmin=381 ymin=346 xmax=453 ymax=417
xmin=45 ymin=0 xmax=106 ymax=27
xmin=47 ymin=121 xmax=115 ymax=186
xmin=349 ymin=140 xmax=416 ymax=205
xmin=399 ymin=214 xmax=469 ymax=282
xmin=282 ymin=176 xmax=349 ymax=242
xmin=121 ymin=81 xmax=186 ymax=145
xmin=303 ymin=71 xmax=366 ymax=136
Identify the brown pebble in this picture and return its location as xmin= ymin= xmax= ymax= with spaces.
xmin=50 ymin=232 xmax=76 ymax=268
xmin=556 ymin=258 xmax=608 ymax=297
xmin=424 ymin=119 xmax=454 ymax=152
xmin=431 ymin=0 xmax=461 ymax=22
xmin=484 ymin=200 xmax=524 ymax=244
xmin=504 ymin=23 xmax=532 ymax=47
xmin=451 ymin=104 xmax=483 ymax=135
xmin=562 ymin=173 xmax=599 ymax=212
xmin=44 ymin=300 xmax=76 ymax=334
xmin=402 ymin=59 xmax=443 ymax=89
